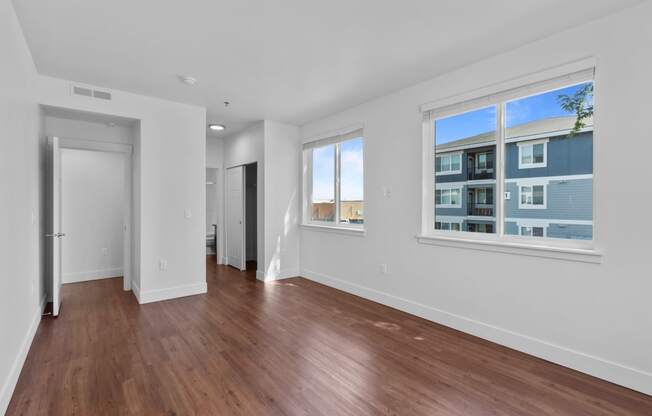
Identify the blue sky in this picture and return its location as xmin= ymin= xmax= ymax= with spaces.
xmin=435 ymin=82 xmax=592 ymax=145
xmin=313 ymin=137 xmax=363 ymax=201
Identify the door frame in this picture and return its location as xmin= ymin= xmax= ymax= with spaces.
xmin=51 ymin=137 xmax=134 ymax=291
xmin=225 ymin=164 xmax=246 ymax=271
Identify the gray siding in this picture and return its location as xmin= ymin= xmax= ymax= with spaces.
xmin=505 ymin=179 xmax=593 ymax=221
xmin=506 ymin=132 xmax=593 ymax=179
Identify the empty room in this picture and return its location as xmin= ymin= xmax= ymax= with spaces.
xmin=1 ymin=0 xmax=651 ymax=415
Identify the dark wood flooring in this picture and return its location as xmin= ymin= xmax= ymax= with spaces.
xmin=7 ymin=257 xmax=652 ymax=415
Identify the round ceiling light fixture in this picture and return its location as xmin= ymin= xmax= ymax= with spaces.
xmin=208 ymin=124 xmax=226 ymax=131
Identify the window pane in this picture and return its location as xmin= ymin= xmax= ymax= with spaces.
xmin=505 ymin=81 xmax=594 ymax=240
xmin=521 ymin=146 xmax=533 ymax=164
xmin=533 ymin=144 xmax=545 ymax=163
xmin=339 ymin=138 xmax=364 ymax=224
xmin=434 ymin=106 xmax=496 ymax=233
xmin=450 ymin=189 xmax=460 ymax=205
xmin=451 ymin=154 xmax=461 ymax=171
xmin=533 ymin=185 xmax=544 ymax=205
xmin=311 ymin=144 xmax=335 ymax=222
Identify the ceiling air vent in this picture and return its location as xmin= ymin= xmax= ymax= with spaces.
xmin=71 ymin=84 xmax=112 ymax=101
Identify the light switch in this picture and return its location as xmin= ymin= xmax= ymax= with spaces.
xmin=383 ymin=187 xmax=392 ymax=198
xmin=184 ymin=209 xmax=192 ymax=219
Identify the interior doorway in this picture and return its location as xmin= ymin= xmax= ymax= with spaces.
xmin=225 ymin=162 xmax=257 ymax=272
xmin=43 ymin=106 xmax=137 ymax=316
xmin=206 ymin=167 xmax=219 ymax=257
xmin=244 ymin=163 xmax=257 ymax=271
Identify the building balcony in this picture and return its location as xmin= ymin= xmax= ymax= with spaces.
xmin=467 ymin=169 xmax=494 ymax=181
xmin=467 ymin=202 xmax=494 ymax=217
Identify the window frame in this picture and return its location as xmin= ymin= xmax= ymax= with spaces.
xmin=302 ymin=126 xmax=365 ymax=232
xmin=520 ymin=225 xmax=547 ymax=238
xmin=435 ymin=151 xmax=463 ymax=176
xmin=419 ymin=65 xmax=597 ymax=256
xmin=435 ymin=186 xmax=462 ymax=208
xmin=518 ymin=183 xmax=547 ymax=209
xmin=518 ymin=139 xmax=548 ymax=169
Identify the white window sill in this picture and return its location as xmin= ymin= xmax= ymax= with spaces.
xmin=416 ymin=234 xmax=602 ymax=264
xmin=301 ymin=223 xmax=366 ymax=237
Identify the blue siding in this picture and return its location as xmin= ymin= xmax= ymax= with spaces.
xmin=505 ymin=179 xmax=593 ymax=221
xmin=506 ymin=132 xmax=593 ymax=179
xmin=547 ymin=223 xmax=592 ymax=240
xmin=504 ymin=222 xmax=519 ymax=235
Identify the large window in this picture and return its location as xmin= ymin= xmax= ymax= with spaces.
xmin=303 ymin=128 xmax=364 ymax=229
xmin=422 ymin=68 xmax=594 ymax=248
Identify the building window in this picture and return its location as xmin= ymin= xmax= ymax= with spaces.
xmin=519 ymin=184 xmax=546 ymax=209
xmin=435 ymin=152 xmax=462 ymax=175
xmin=475 ymin=152 xmax=492 ymax=172
xmin=520 ymin=226 xmax=545 ymax=237
xmin=518 ymin=139 xmax=548 ymax=169
xmin=303 ymin=128 xmax=364 ymax=228
xmin=422 ymin=67 xmax=594 ymax=246
xmin=435 ymin=221 xmax=461 ymax=231
xmin=435 ymin=188 xmax=462 ymax=208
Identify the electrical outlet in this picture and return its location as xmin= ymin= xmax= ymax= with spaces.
xmin=379 ymin=263 xmax=388 ymax=274
xmin=382 ymin=187 xmax=392 ymax=198
xmin=159 ymin=259 xmax=168 ymax=271
xmin=101 ymin=248 xmax=108 ymax=256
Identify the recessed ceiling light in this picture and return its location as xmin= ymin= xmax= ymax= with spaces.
xmin=179 ymin=75 xmax=197 ymax=85
xmin=208 ymin=124 xmax=226 ymax=131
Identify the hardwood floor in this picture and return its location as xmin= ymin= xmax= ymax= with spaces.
xmin=8 ymin=258 xmax=652 ymax=415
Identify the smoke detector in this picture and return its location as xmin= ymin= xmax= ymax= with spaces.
xmin=179 ymin=75 xmax=197 ymax=85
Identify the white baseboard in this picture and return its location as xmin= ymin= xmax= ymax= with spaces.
xmin=137 ymin=281 xmax=207 ymax=304
xmin=259 ymin=268 xmax=300 ymax=282
xmin=300 ymin=268 xmax=652 ymax=396
xmin=62 ymin=267 xmax=123 ymax=284
xmin=131 ymin=280 xmax=141 ymax=303
xmin=0 ymin=294 xmax=46 ymax=415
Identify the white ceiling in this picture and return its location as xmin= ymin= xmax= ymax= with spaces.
xmin=13 ymin=0 xmax=643 ymax=137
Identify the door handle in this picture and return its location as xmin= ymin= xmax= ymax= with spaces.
xmin=45 ymin=233 xmax=66 ymax=238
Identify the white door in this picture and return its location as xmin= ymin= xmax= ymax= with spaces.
xmin=226 ymin=166 xmax=245 ymax=271
xmin=49 ymin=137 xmax=64 ymax=316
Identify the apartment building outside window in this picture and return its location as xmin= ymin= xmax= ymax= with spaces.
xmin=421 ymin=67 xmax=595 ymax=249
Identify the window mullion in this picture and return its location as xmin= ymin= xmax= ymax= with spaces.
xmin=335 ymin=142 xmax=341 ymax=225
xmin=496 ymin=102 xmax=505 ymax=238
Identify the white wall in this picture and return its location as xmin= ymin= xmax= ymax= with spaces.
xmin=299 ymin=2 xmax=652 ymax=395
xmin=223 ymin=122 xmax=265 ymax=273
xmin=38 ymin=75 xmax=207 ymax=304
xmin=44 ymin=115 xmax=134 ymax=144
xmin=0 ymin=1 xmax=45 ymax=413
xmin=61 ymin=149 xmax=125 ymax=283
xmin=221 ymin=120 xmax=302 ymax=280
xmin=263 ymin=121 xmax=300 ymax=280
